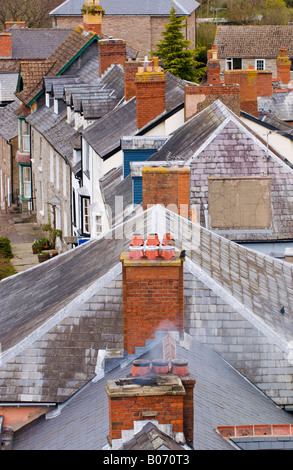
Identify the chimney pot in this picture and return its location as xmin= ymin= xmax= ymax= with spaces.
xmin=130 ymin=234 xmax=144 ymax=246
xmin=171 ymin=359 xmax=189 ymax=377
xmin=161 ymin=245 xmax=175 ymax=260
xmin=146 ymin=233 xmax=160 ymax=246
xmin=129 ymin=246 xmax=144 ymax=260
xmin=144 ymin=245 xmax=160 ymax=260
xmin=131 ymin=359 xmax=151 ymax=376
xmin=152 ymin=358 xmax=170 ymax=374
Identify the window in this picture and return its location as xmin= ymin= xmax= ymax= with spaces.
xmin=255 ymin=59 xmax=265 ymax=71
xmin=23 ymin=167 xmax=31 ymax=199
xmin=226 ymin=58 xmax=242 ymax=70
xmin=19 ymin=165 xmax=31 ymax=201
xmin=82 ymin=197 xmax=90 ymax=235
xmin=208 ymin=177 xmax=272 ymax=231
xmin=18 ymin=119 xmax=30 ymax=153
xmin=95 ymin=215 xmax=102 ymax=234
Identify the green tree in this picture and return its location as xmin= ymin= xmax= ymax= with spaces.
xmin=0 ymin=0 xmax=63 ymax=29
xmin=261 ymin=0 xmax=290 ymax=24
xmin=154 ymin=6 xmax=201 ymax=82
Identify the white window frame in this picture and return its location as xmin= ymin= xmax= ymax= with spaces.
xmin=255 ymin=59 xmax=265 ymax=71
xmin=23 ymin=167 xmax=31 ymax=199
xmin=18 ymin=119 xmax=30 ymax=153
xmin=95 ymin=214 xmax=103 ymax=235
xmin=82 ymin=197 xmax=90 ymax=235
xmin=226 ymin=58 xmax=242 ymax=71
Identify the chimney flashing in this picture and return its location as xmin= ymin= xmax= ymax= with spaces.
xmin=105 ymin=375 xmax=186 ymax=398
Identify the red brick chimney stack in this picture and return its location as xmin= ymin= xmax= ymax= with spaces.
xmin=121 ymin=233 xmax=185 ymax=356
xmin=224 ymin=66 xmax=273 ymax=117
xmin=82 ymin=0 xmax=103 ymax=36
xmin=206 ymin=45 xmax=221 ymax=85
xmin=276 ymin=47 xmax=291 ymax=85
xmin=105 ymin=356 xmax=196 ymax=447
xmin=0 ymin=31 xmax=12 ymax=58
xmin=124 ymin=59 xmax=140 ymax=101
xmin=98 ymin=38 xmax=127 ymax=76
xmin=142 ymin=165 xmax=190 ymax=219
xmin=135 ymin=57 xmax=167 ymax=129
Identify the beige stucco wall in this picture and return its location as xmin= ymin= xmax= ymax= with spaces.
xmin=240 ymin=115 xmax=293 ymax=165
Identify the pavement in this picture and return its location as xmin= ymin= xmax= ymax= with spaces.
xmin=0 ymin=210 xmax=44 ymax=273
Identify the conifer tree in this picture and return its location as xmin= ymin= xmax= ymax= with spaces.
xmin=154 ymin=6 xmax=204 ymax=82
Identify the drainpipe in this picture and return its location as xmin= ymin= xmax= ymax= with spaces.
xmin=9 ymin=141 xmax=13 ymax=204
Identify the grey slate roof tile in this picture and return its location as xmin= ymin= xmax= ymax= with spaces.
xmin=0 ymin=98 xmax=20 ymax=141
xmin=0 ymin=72 xmax=18 ymax=103
xmin=258 ymin=90 xmax=293 ymax=121
xmin=9 ymin=29 xmax=73 ymax=60
xmin=11 ymin=337 xmax=293 ymax=450
xmin=81 ymin=71 xmax=187 ymax=158
xmin=50 ymin=0 xmax=200 ymax=16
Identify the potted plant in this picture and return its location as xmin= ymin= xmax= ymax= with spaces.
xmin=37 ymin=251 xmax=51 ymax=263
xmin=41 ymin=224 xmax=62 ymax=250
xmin=32 ymin=238 xmax=48 ymax=254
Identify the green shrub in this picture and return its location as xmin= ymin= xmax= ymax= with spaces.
xmin=0 ymin=237 xmax=13 ymax=259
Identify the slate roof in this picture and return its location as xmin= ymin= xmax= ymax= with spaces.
xmin=119 ymin=421 xmax=184 ymax=450
xmin=50 ymin=0 xmax=200 ymax=17
xmin=214 ymin=25 xmax=293 ymax=59
xmin=148 ymin=99 xmax=293 ymax=165
xmin=16 ymin=26 xmax=98 ymax=106
xmin=261 ymin=113 xmax=293 ymax=136
xmin=0 ymin=98 xmax=21 ymax=141
xmin=148 ymin=99 xmax=229 ymax=162
xmin=81 ymin=71 xmax=187 ymax=158
xmin=258 ymin=90 xmax=293 ymax=122
xmin=1 ymin=202 xmax=293 ymax=407
xmin=7 ymin=29 xmax=72 ymax=60
xmin=11 ymin=334 xmax=293 ymax=450
xmin=26 ymin=63 xmax=126 ymax=168
xmin=0 ymin=72 xmax=18 ymax=103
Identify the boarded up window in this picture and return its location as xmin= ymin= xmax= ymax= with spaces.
xmin=208 ymin=177 xmax=271 ymax=230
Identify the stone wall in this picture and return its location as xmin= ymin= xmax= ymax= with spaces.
xmin=190 ymin=120 xmax=293 ymax=241
xmin=31 ymin=128 xmax=71 ymax=242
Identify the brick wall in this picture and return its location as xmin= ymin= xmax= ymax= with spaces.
xmin=142 ymin=166 xmax=190 ymax=218
xmin=99 ymin=39 xmax=127 ymax=76
xmin=224 ymin=69 xmax=272 ymax=117
xmin=185 ymin=84 xmax=241 ymax=120
xmin=135 ymin=66 xmax=167 ymax=129
xmin=107 ymin=389 xmax=184 ymax=441
xmin=121 ymin=256 xmax=184 ymax=355
xmin=54 ymin=15 xmax=196 ymax=57
xmin=276 ymin=47 xmax=291 ymax=85
xmin=124 ymin=61 xmax=139 ymax=101
xmin=0 ymin=34 xmax=12 ymax=58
